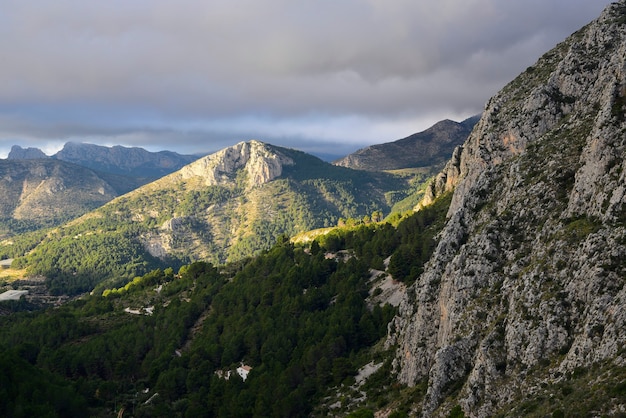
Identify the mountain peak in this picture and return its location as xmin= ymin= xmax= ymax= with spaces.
xmin=7 ymin=145 xmax=48 ymax=160
xmin=178 ymin=140 xmax=294 ymax=189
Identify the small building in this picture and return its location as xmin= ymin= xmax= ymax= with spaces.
xmin=236 ymin=364 xmax=252 ymax=381
xmin=0 ymin=259 xmax=13 ymax=269
xmin=215 ymin=369 xmax=232 ymax=380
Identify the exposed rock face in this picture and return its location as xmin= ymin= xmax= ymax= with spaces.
xmin=7 ymin=145 xmax=48 ymax=160
xmin=389 ymin=3 xmax=626 ymax=416
xmin=177 ymin=140 xmax=294 ymax=189
xmin=0 ymin=159 xmax=118 ymax=232
xmin=334 ymin=117 xmax=479 ymax=172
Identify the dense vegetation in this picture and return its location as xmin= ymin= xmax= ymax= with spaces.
xmin=0 ymin=194 xmax=452 ymax=417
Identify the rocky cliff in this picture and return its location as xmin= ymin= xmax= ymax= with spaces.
xmin=176 ymin=140 xmax=294 ymax=189
xmin=0 ymin=159 xmax=118 ymax=235
xmin=389 ymin=2 xmax=626 ymax=416
xmin=7 ymin=145 xmax=48 ymax=160
xmin=334 ymin=117 xmax=478 ymax=172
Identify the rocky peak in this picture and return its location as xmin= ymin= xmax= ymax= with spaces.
xmin=391 ymin=2 xmax=626 ymax=416
xmin=178 ymin=140 xmax=294 ymax=189
xmin=7 ymin=145 xmax=48 ymax=160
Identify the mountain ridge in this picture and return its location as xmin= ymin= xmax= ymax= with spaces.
xmin=334 ymin=116 xmax=479 ymax=172
xmin=1 ymin=142 xmax=202 ymax=237
xmin=9 ymin=142 xmax=199 ymax=179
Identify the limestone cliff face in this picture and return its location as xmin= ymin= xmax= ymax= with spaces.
xmin=177 ymin=140 xmax=294 ymax=189
xmin=390 ymin=3 xmax=626 ymax=416
xmin=0 ymin=159 xmax=118 ymax=234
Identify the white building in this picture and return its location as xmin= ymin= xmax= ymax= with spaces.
xmin=236 ymin=364 xmax=252 ymax=381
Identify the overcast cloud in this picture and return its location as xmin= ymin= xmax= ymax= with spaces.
xmin=0 ymin=0 xmax=611 ymax=159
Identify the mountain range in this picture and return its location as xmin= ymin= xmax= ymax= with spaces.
xmin=9 ymin=142 xmax=199 ymax=178
xmin=3 ymin=140 xmax=419 ymax=295
xmin=0 ymin=118 xmax=473 ymax=239
xmin=0 ymin=143 xmax=199 ymax=237
xmin=1 ymin=2 xmax=625 ymax=417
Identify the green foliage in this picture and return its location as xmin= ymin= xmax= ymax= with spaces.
xmin=19 ymin=224 xmax=173 ymax=295
xmin=347 ymin=409 xmax=375 ymax=418
xmin=178 ymin=186 xmax=234 ymax=216
xmin=562 ymin=215 xmax=602 ymax=243
xmin=387 ymin=193 xmax=452 ymax=284
xmin=0 ymin=230 xmax=401 ymax=416
xmin=0 ymin=228 xmax=49 ymax=260
xmin=447 ymin=405 xmax=466 ymax=418
xmin=0 ymin=349 xmax=88 ymax=417
xmin=0 ymin=177 xmax=451 ymax=416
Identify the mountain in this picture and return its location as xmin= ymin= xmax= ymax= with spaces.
xmin=0 ymin=159 xmax=119 ymax=237
xmin=53 ymin=142 xmax=199 ymax=178
xmin=333 ymin=116 xmax=479 ymax=172
xmin=6 ymin=140 xmax=412 ymax=294
xmin=1 ymin=143 xmax=201 ymax=236
xmin=388 ymin=2 xmax=626 ymax=416
xmin=7 ymin=145 xmax=48 ymax=160
xmin=9 ymin=142 xmax=198 ymax=179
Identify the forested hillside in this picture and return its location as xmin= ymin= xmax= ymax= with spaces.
xmin=0 ymin=194 xmax=451 ymax=417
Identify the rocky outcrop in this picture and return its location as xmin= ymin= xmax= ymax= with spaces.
xmin=390 ymin=2 xmax=626 ymax=416
xmin=334 ymin=117 xmax=478 ymax=172
xmin=7 ymin=145 xmax=48 ymax=160
xmin=0 ymin=159 xmax=118 ymax=234
xmin=177 ymin=140 xmax=294 ymax=189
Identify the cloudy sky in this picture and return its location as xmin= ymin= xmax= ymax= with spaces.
xmin=0 ymin=0 xmax=611 ymax=159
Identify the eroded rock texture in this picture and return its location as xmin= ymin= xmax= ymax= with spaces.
xmin=390 ymin=3 xmax=626 ymax=416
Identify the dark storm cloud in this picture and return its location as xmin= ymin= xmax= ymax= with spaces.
xmin=0 ymin=0 xmax=611 ymax=157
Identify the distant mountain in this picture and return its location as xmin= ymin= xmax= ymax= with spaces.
xmin=7 ymin=140 xmax=413 ymax=294
xmin=333 ymin=116 xmax=479 ymax=171
xmin=1 ymin=142 xmax=201 ymax=235
xmin=7 ymin=145 xmax=48 ymax=160
xmin=54 ymin=142 xmax=199 ymax=178
xmin=8 ymin=142 xmax=199 ymax=179
xmin=0 ymin=159 xmax=119 ymax=237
